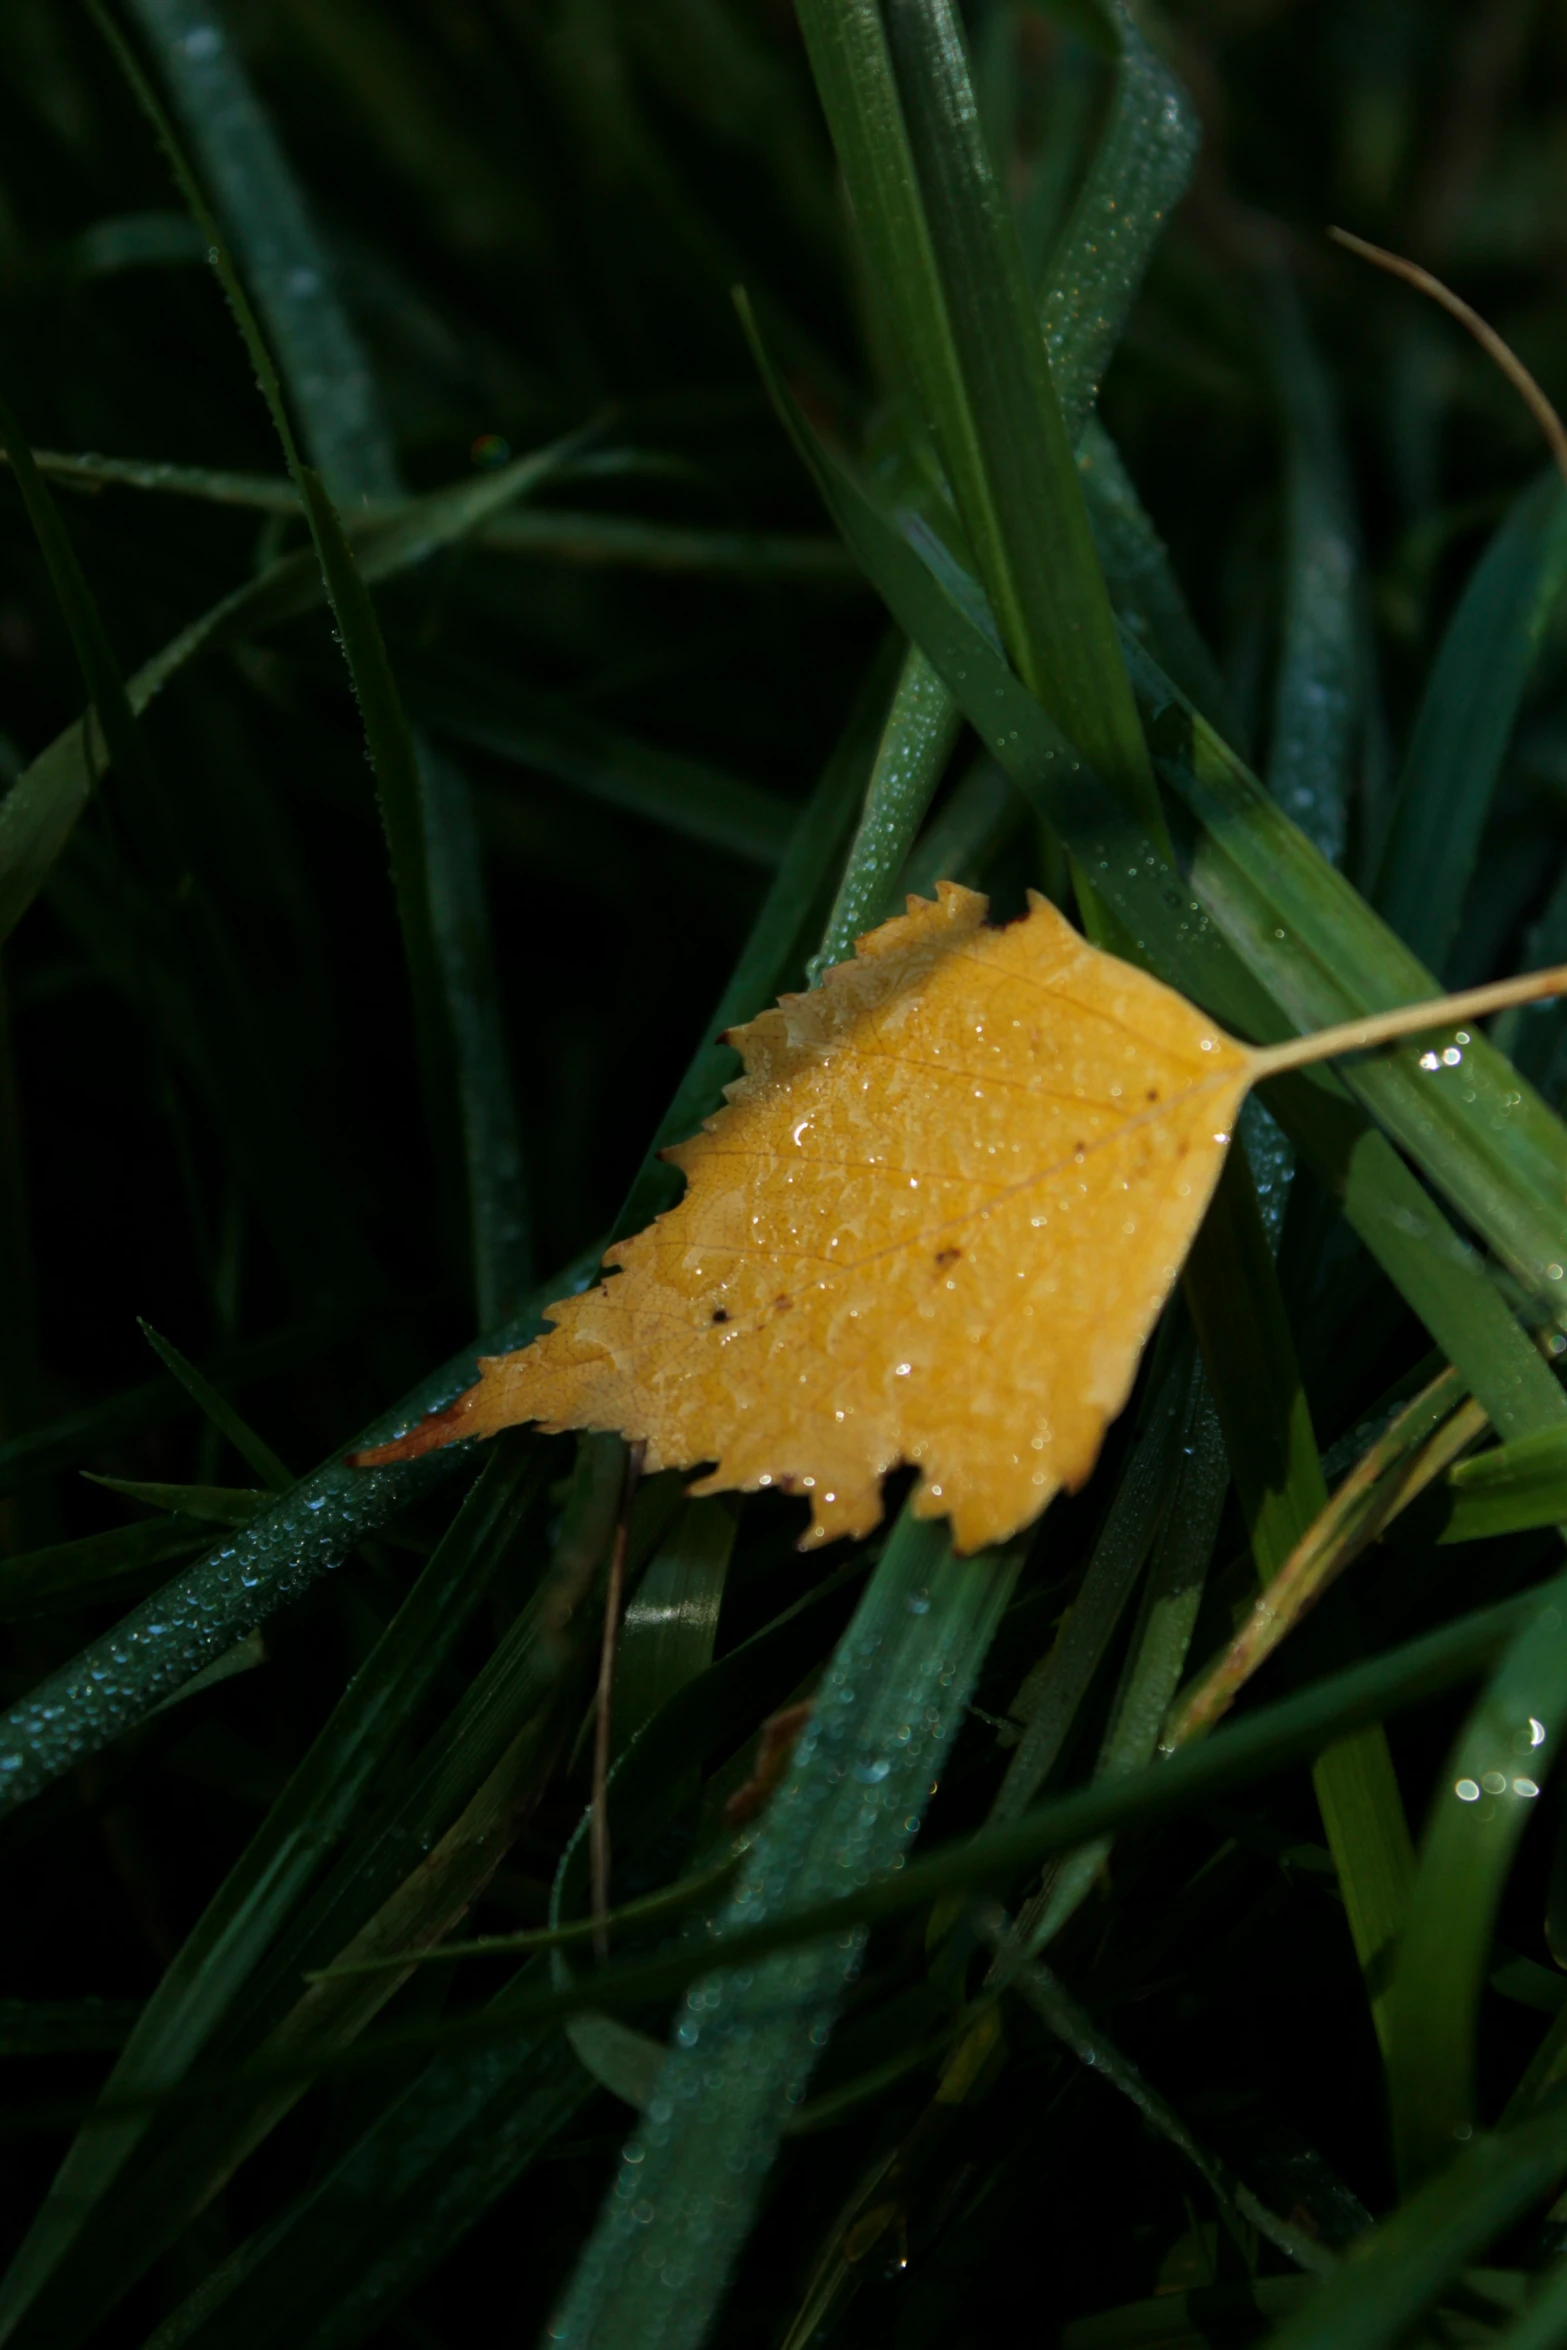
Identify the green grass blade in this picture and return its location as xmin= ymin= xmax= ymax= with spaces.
xmin=1003 ymin=1947 xmax=1334 ymax=2275
xmin=0 ymin=380 xmax=163 ymax=842
xmin=91 ymin=1 xmax=479 ymax=1199
xmin=898 ymin=751 xmax=1019 ymax=897
xmin=882 ymin=0 xmax=1159 ymax=831
xmin=613 ymin=1497 xmax=738 ymax=1758
xmin=1078 ymin=421 xmax=1242 ymax=742
xmin=0 ymin=1519 xmax=210 ymax=1620
xmin=1140 ymin=651 xmax=1567 ymax=1318
xmin=1264 ymin=272 xmax=1359 ymax=867
xmin=49 ymin=1586 xmax=1547 ymax=2108
xmin=137 ymin=1320 xmax=293 ymax=1490
xmin=994 ymin=1347 xmax=1192 ymax=1819
xmin=1265 ymin=2097 xmax=1567 ymax=2350
xmin=1019 ymin=1370 xmax=1227 ymax=1950
xmin=806 ymin=643 xmax=962 ymax=977
xmin=415 ymin=740 xmax=532 ymax=1316
xmin=545 ymin=1510 xmax=1028 ymax=2350
xmin=1034 ymin=0 xmax=1200 ymax=446
xmin=1387 ymin=1592 xmax=1567 ymax=2185
xmin=1373 ymin=467 xmax=1567 ymax=974
xmin=1186 ymin=1155 xmax=1413 ymax=2049
xmin=1444 ymin=1427 xmax=1567 ymax=1541
xmin=0 ymin=433 xmax=577 ymax=948
xmin=0 ymin=1244 xmax=599 ymax=1814
xmin=0 ymin=1434 xmax=546 ymax=2342
xmin=138 ymin=1995 xmax=591 ymax=2350
xmin=121 ymin=0 xmax=399 ymax=502
xmin=407 ymin=663 xmax=796 ymax=871
xmin=84 ymin=1477 xmax=272 ymax=1527
xmin=614 ymin=635 xmax=901 ymax=1238
xmin=747 ymin=331 xmax=1564 ymax=1435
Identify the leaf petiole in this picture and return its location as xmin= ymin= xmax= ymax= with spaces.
xmin=1247 ymin=966 xmax=1567 ymax=1082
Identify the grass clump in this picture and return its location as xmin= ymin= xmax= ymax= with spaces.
xmin=5 ymin=3 xmax=1567 ymax=2346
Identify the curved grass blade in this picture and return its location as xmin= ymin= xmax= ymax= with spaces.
xmin=1372 ymin=466 xmax=1567 ymax=976
xmin=897 ymin=750 xmax=1019 ymax=899
xmin=0 ymin=451 xmax=857 ymax=577
xmin=1135 ymin=646 xmax=1567 ymax=1335
xmin=1185 ymin=1152 xmax=1413 ymax=2049
xmin=416 ymin=739 xmax=533 ymax=1315
xmin=84 ymin=1478 xmax=272 ymax=1528
xmin=612 ymin=1496 xmax=737 ymax=1760
xmin=0 ymin=1310 xmax=351 ymax=1496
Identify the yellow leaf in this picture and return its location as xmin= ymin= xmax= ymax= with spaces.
xmin=355 ymin=883 xmax=1567 ymax=1554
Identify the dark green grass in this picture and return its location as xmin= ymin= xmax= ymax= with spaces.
xmin=5 ymin=2 xmax=1567 ymax=2346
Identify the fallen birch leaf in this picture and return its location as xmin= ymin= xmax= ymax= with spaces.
xmin=356 ymin=883 xmax=1567 ymax=1554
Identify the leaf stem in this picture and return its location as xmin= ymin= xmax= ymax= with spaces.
xmin=1329 ymin=227 xmax=1567 ymax=492
xmin=1247 ymin=966 xmax=1567 ymax=1081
